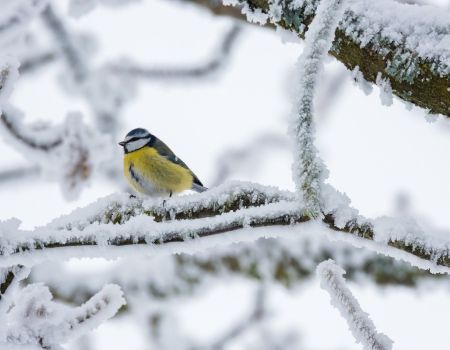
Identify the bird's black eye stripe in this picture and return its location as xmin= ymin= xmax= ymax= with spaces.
xmin=126 ymin=137 xmax=140 ymax=143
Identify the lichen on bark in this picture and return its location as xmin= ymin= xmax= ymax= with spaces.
xmin=188 ymin=0 xmax=450 ymax=117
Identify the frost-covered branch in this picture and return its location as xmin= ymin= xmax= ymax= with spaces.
xmin=0 ymin=182 xmax=449 ymax=272
xmin=41 ymin=5 xmax=87 ymax=82
xmin=290 ymin=0 xmax=344 ymax=215
xmin=2 ymin=283 xmax=125 ymax=349
xmin=210 ymin=133 xmax=289 ymax=186
xmin=0 ymin=111 xmax=62 ymax=151
xmin=41 ymin=4 xmax=133 ymax=137
xmin=31 ymin=230 xmax=442 ymax=311
xmin=184 ymin=0 xmax=450 ymax=117
xmin=317 ymin=260 xmax=393 ymax=350
xmin=110 ymin=24 xmax=242 ymax=80
xmin=19 ymin=51 xmax=57 ymax=75
xmin=0 ymin=58 xmax=19 ymax=106
xmin=0 ymin=166 xmax=39 ymax=185
xmin=0 ymin=0 xmax=49 ymax=50
xmin=0 ymin=106 xmax=109 ymax=200
xmin=68 ymin=0 xmax=142 ymax=18
xmin=202 ymin=285 xmax=266 ymax=350
xmin=0 ymin=265 xmax=29 ymax=313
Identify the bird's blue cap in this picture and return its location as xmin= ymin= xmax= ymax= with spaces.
xmin=119 ymin=128 xmax=152 ymax=146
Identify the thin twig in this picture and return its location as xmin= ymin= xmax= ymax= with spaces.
xmin=0 ymin=166 xmax=39 ymax=184
xmin=19 ymin=51 xmax=58 ymax=74
xmin=0 ymin=112 xmax=62 ymax=151
xmin=317 ymin=260 xmax=393 ymax=350
xmin=110 ymin=24 xmax=242 ymax=80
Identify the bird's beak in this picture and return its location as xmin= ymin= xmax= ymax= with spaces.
xmin=118 ymin=141 xmax=126 ymax=147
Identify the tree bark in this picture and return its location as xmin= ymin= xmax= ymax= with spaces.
xmin=183 ymin=0 xmax=450 ymax=117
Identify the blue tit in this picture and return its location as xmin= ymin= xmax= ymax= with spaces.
xmin=118 ymin=128 xmax=207 ymax=197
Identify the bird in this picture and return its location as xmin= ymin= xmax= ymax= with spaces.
xmin=118 ymin=128 xmax=207 ymax=197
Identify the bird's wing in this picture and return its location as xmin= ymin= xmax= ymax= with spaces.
xmin=153 ymin=138 xmax=204 ymax=187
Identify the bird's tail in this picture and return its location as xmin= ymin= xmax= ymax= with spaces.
xmin=192 ymin=183 xmax=208 ymax=193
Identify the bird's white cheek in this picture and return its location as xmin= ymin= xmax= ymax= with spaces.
xmin=126 ymin=138 xmax=150 ymax=152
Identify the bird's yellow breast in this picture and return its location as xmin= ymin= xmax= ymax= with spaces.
xmin=124 ymin=147 xmax=194 ymax=194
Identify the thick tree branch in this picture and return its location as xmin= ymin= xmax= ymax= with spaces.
xmin=180 ymin=0 xmax=450 ymax=117
xmin=34 ymin=236 xmax=441 ymax=312
xmin=0 ymin=183 xmax=449 ymax=272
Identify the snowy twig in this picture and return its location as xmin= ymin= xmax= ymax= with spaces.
xmin=201 ymin=285 xmax=266 ymax=350
xmin=0 ymin=58 xmax=63 ymax=151
xmin=2 ymin=283 xmax=125 ymax=348
xmin=0 ymin=112 xmax=62 ymax=151
xmin=0 ymin=166 xmax=40 ymax=185
xmin=210 ymin=133 xmax=289 ymax=186
xmin=0 ymin=58 xmax=19 ymax=106
xmin=55 ymin=284 xmax=126 ymax=342
xmin=0 ymin=265 xmax=29 ymax=313
xmin=0 ymin=0 xmax=49 ymax=50
xmin=68 ymin=0 xmax=142 ymax=18
xmin=41 ymin=4 xmax=128 ymax=137
xmin=0 ymin=107 xmax=110 ymax=200
xmin=290 ymin=0 xmax=345 ymax=216
xmin=19 ymin=51 xmax=58 ymax=75
xmin=110 ymin=24 xmax=242 ymax=80
xmin=41 ymin=5 xmax=87 ymax=82
xmin=317 ymin=260 xmax=393 ymax=350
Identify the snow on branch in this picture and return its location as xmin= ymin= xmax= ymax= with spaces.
xmin=0 ymin=182 xmax=449 ymax=273
xmin=30 ymin=228 xmax=444 ymax=312
xmin=0 ymin=106 xmax=109 ymax=200
xmin=18 ymin=51 xmax=57 ymax=75
xmin=290 ymin=0 xmax=345 ymax=216
xmin=187 ymin=0 xmax=450 ymax=116
xmin=0 ymin=59 xmax=19 ymax=105
xmin=0 ymin=109 xmax=63 ymax=151
xmin=0 ymin=265 xmax=30 ymax=315
xmin=0 ymin=47 xmax=109 ymax=200
xmin=41 ymin=5 xmax=87 ymax=82
xmin=2 ymin=283 xmax=125 ymax=348
xmin=109 ymin=24 xmax=242 ymax=81
xmin=317 ymin=260 xmax=393 ymax=350
xmin=206 ymin=284 xmax=266 ymax=349
xmin=68 ymin=0 xmax=142 ymax=18
xmin=0 ymin=166 xmax=39 ymax=185
xmin=0 ymin=0 xmax=49 ymax=51
xmin=41 ymin=4 xmax=134 ymax=137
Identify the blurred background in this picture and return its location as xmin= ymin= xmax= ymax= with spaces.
xmin=0 ymin=0 xmax=449 ymax=348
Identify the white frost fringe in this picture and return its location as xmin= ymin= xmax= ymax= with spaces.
xmin=317 ymin=260 xmax=393 ymax=350
xmin=1 ymin=283 xmax=125 ymax=348
xmin=290 ymin=0 xmax=346 ymax=215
